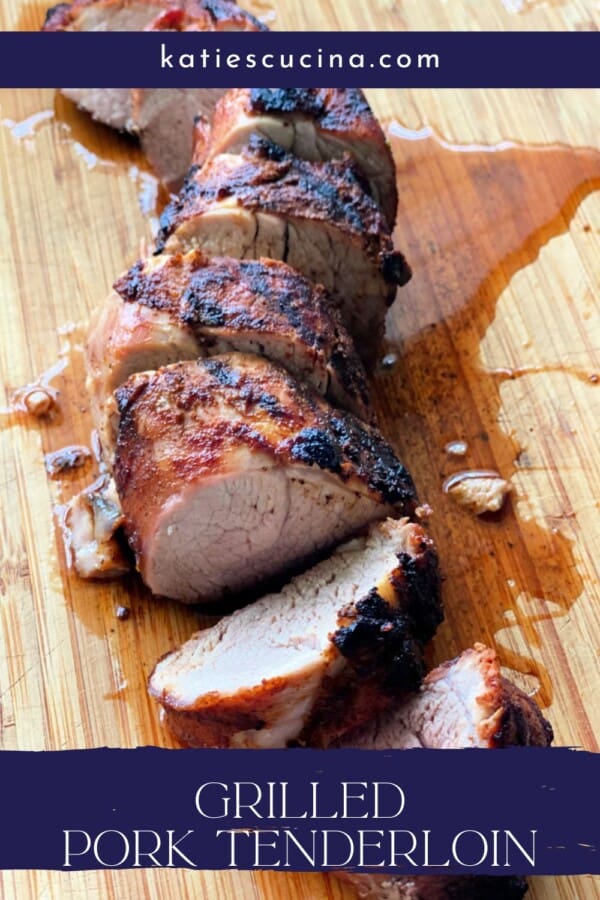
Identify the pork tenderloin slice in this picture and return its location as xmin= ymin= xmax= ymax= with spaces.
xmin=133 ymin=90 xmax=220 ymax=187
xmin=60 ymin=88 xmax=135 ymax=131
xmin=204 ymin=88 xmax=398 ymax=227
xmin=336 ymin=644 xmax=552 ymax=900
xmin=86 ymin=252 xmax=372 ymax=457
xmin=44 ymin=1 xmax=264 ymax=182
xmin=156 ymin=138 xmax=411 ymax=368
xmin=148 ymin=517 xmax=441 ymax=747
xmin=338 ymin=643 xmax=553 ymax=750
xmin=114 ymin=353 xmax=417 ymax=602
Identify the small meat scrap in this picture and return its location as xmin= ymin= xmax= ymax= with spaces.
xmin=24 ymin=388 xmax=56 ymax=418
xmin=64 ymin=474 xmax=130 ymax=579
xmin=443 ymin=470 xmax=512 ymax=516
xmin=45 ymin=444 xmax=91 ymax=477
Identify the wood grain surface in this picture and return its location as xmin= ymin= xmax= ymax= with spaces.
xmin=0 ymin=1 xmax=599 ymax=898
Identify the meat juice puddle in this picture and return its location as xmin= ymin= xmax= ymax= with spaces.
xmin=1 ymin=93 xmax=172 ymax=237
xmin=376 ymin=122 xmax=600 ymax=712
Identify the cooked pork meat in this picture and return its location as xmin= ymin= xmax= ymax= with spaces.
xmin=114 ymin=353 xmax=418 ymax=602
xmin=337 ymin=644 xmax=552 ymax=900
xmin=203 ymin=88 xmax=398 ymax=227
xmin=156 ymin=138 xmax=411 ymax=367
xmin=339 ymin=643 xmax=553 ymax=750
xmin=148 ymin=518 xmax=441 ymax=747
xmin=63 ymin=474 xmax=130 ymax=579
xmin=86 ymin=252 xmax=372 ymax=457
xmin=44 ymin=0 xmax=264 ymax=184
xmin=132 ymin=90 xmax=218 ymax=187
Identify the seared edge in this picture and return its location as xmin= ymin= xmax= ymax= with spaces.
xmin=156 ymin=137 xmax=410 ymax=288
xmin=206 ymin=88 xmax=398 ymax=225
xmin=149 ymin=519 xmax=442 ymax=748
xmin=110 ymin=251 xmax=372 ymax=419
xmin=114 ymin=352 xmax=416 ymax=559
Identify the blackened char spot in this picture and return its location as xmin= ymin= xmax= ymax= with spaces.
xmin=202 ymin=357 xmax=240 ymax=388
xmin=114 ymin=260 xmax=145 ymax=302
xmin=238 ymin=260 xmax=320 ymax=348
xmin=250 ymin=88 xmax=327 ymax=119
xmin=333 ymin=589 xmax=424 ymax=694
xmin=329 ymin=415 xmax=416 ymax=507
xmin=289 ymin=428 xmax=342 ymax=472
xmin=246 ymin=134 xmax=288 ymax=162
xmin=381 ymin=251 xmax=412 ymax=288
xmin=181 ymin=273 xmax=230 ymax=327
xmin=396 ymin=548 xmax=444 ymax=644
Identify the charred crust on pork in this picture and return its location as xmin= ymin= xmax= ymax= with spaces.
xmin=493 ymin=679 xmax=554 ymax=748
xmin=382 ymin=250 xmax=412 ymax=288
xmin=393 ymin=547 xmax=444 ymax=644
xmin=156 ymin=138 xmax=398 ymax=275
xmin=248 ymin=88 xmax=372 ymax=131
xmin=328 ymin=414 xmax=416 ymax=506
xmin=333 ymin=588 xmax=425 ymax=693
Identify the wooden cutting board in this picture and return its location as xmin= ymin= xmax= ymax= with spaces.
xmin=0 ymin=2 xmax=599 ymax=898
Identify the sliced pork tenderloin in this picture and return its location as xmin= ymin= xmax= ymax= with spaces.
xmin=156 ymin=138 xmax=411 ymax=367
xmin=148 ymin=518 xmax=441 ymax=747
xmin=131 ymin=90 xmax=218 ymax=188
xmin=86 ymin=252 xmax=372 ymax=458
xmin=44 ymin=0 xmax=264 ymax=184
xmin=338 ymin=643 xmax=553 ymax=750
xmin=114 ymin=353 xmax=418 ymax=603
xmin=336 ymin=644 xmax=552 ymax=900
xmin=203 ymin=88 xmax=398 ymax=227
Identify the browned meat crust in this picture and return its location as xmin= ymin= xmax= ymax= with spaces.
xmin=86 ymin=253 xmax=373 ymax=459
xmin=204 ymin=88 xmax=398 ymax=226
xmin=148 ymin=518 xmax=441 ymax=747
xmin=115 ymin=252 xmax=371 ymax=417
xmin=157 ymin=137 xmax=410 ymax=366
xmin=115 ymin=355 xmax=416 ymax=530
xmin=157 ymin=137 xmax=407 ymax=279
xmin=114 ymin=354 xmax=417 ymax=601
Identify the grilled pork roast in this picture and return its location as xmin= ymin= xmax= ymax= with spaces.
xmin=156 ymin=137 xmax=411 ymax=367
xmin=114 ymin=353 xmax=418 ymax=602
xmin=86 ymin=252 xmax=372 ymax=458
xmin=202 ymin=88 xmax=398 ymax=227
xmin=43 ymin=0 xmax=264 ymax=184
xmin=148 ymin=518 xmax=441 ymax=747
xmin=337 ymin=644 xmax=552 ymax=900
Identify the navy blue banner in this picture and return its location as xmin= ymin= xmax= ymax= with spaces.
xmin=1 ymin=747 xmax=599 ymax=873
xmin=0 ymin=32 xmax=597 ymax=87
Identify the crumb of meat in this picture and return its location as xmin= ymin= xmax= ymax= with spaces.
xmin=448 ymin=476 xmax=511 ymax=515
